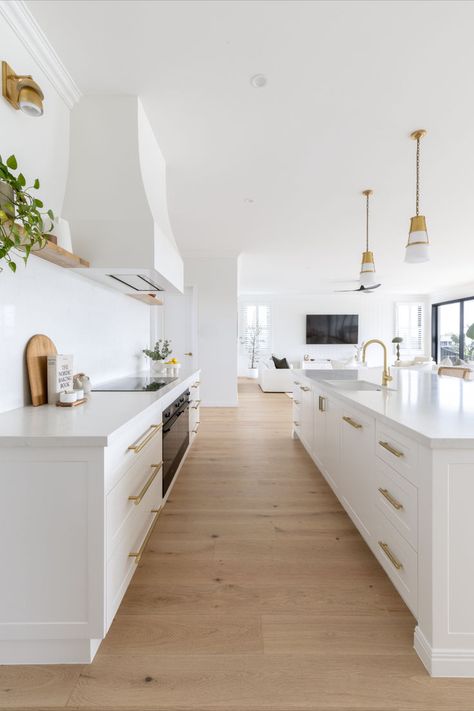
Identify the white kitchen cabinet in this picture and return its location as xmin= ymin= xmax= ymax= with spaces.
xmin=0 ymin=369 xmax=200 ymax=665
xmin=299 ymin=383 xmax=314 ymax=454
xmin=339 ymin=404 xmax=375 ymax=543
xmin=292 ymin=370 xmax=474 ymax=677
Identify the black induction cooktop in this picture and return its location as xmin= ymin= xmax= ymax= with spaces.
xmin=92 ymin=376 xmax=178 ymax=392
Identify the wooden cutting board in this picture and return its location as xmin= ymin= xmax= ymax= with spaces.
xmin=26 ymin=334 xmax=57 ymax=406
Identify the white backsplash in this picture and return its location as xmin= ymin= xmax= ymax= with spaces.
xmin=0 ymin=257 xmax=149 ymax=413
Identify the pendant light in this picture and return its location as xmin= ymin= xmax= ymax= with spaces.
xmin=360 ymin=189 xmax=376 ymax=286
xmin=405 ymin=129 xmax=429 ymax=263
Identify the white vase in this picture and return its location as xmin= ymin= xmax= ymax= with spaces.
xmin=151 ymin=360 xmax=167 ymax=376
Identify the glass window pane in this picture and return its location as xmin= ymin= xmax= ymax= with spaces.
xmin=463 ymin=300 xmax=474 ymax=363
xmin=438 ymin=302 xmax=460 ymax=362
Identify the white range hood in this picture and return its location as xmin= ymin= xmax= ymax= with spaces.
xmin=63 ymin=95 xmax=183 ymax=294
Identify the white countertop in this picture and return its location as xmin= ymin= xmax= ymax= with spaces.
xmin=0 ymin=368 xmax=200 ymax=448
xmin=299 ymin=368 xmax=474 ymax=448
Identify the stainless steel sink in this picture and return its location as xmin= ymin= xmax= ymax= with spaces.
xmin=323 ymin=379 xmax=393 ymax=392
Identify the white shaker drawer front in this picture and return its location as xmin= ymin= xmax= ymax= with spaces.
xmin=376 ymin=423 xmax=418 ymax=483
xmin=106 ymin=457 xmax=163 ymax=560
xmin=190 ymin=379 xmax=200 ymax=402
xmin=292 ymin=379 xmax=303 ymax=399
xmin=106 ymin=482 xmax=162 ymax=628
xmin=373 ymin=510 xmax=418 ymax=617
xmin=105 ymin=412 xmax=163 ymax=492
xmin=375 ymin=461 xmax=418 ymax=551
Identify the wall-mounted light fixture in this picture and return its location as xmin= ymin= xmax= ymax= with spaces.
xmin=2 ymin=61 xmax=44 ymax=117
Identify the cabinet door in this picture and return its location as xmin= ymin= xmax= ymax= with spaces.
xmin=323 ymin=395 xmax=342 ymax=492
xmin=299 ymin=384 xmax=314 ymax=455
xmin=340 ymin=405 xmax=375 ymax=543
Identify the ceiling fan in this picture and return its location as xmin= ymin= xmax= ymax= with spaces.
xmin=335 ymin=282 xmax=381 ymax=293
xmin=335 ymin=189 xmax=381 ymax=293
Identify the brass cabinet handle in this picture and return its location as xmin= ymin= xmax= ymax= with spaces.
xmin=378 ymin=540 xmax=403 ymax=570
xmin=293 ymin=381 xmax=300 ymax=385
xmin=293 ymin=399 xmax=301 ymax=405
xmin=128 ymin=462 xmax=162 ymax=505
xmin=293 ymin=421 xmax=300 ymax=426
xmin=192 ymin=399 xmax=201 ymax=409
xmin=379 ymin=440 xmax=404 ymax=458
xmin=128 ymin=423 xmax=162 ymax=453
xmin=300 ymin=386 xmax=311 ymax=392
xmin=319 ymin=395 xmax=326 ymax=412
xmin=378 ymin=487 xmax=404 ymax=511
xmin=192 ymin=381 xmax=200 ymax=388
xmin=129 ymin=508 xmax=162 ymax=564
xmin=185 ymin=352 xmax=193 ymax=356
xmin=342 ymin=415 xmax=363 ymax=430
xmin=192 ymin=424 xmax=200 ymax=434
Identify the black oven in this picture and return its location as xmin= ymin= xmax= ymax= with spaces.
xmin=162 ymin=389 xmax=190 ymax=497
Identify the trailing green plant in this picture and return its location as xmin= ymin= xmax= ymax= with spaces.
xmin=142 ymin=339 xmax=172 ymax=361
xmin=0 ymin=154 xmax=54 ymax=273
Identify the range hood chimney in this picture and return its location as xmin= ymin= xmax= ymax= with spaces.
xmin=63 ymin=95 xmax=183 ymax=294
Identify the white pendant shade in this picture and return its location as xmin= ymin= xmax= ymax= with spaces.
xmin=359 ymin=249 xmax=376 ymax=286
xmin=360 ymin=269 xmax=376 ymax=287
xmin=405 ymin=215 xmax=429 ymax=263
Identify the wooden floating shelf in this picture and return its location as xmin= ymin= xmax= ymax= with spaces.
xmin=128 ymin=293 xmax=164 ymax=306
xmin=32 ymin=239 xmax=90 ymax=269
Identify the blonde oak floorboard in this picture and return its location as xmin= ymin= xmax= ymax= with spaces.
xmin=4 ymin=380 xmax=474 ymax=710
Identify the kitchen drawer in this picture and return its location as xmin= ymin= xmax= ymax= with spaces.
xmin=376 ymin=422 xmax=418 ymax=484
xmin=106 ymin=455 xmax=163 ymax=560
xmin=375 ymin=460 xmax=418 ymax=551
xmin=292 ymin=378 xmax=303 ymax=399
xmin=373 ymin=509 xmax=418 ymax=616
xmin=190 ymin=378 xmax=200 ymax=402
xmin=105 ymin=409 xmax=163 ymax=492
xmin=106 ymin=482 xmax=162 ymax=627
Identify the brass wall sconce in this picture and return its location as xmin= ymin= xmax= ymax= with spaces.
xmin=2 ymin=61 xmax=44 ymax=117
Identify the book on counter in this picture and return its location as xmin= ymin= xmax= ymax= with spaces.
xmin=47 ymin=354 xmax=74 ymax=404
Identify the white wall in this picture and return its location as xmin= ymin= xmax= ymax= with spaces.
xmin=239 ymin=292 xmax=430 ymax=373
xmin=183 ymin=256 xmax=238 ymax=407
xmin=0 ymin=15 xmax=149 ymax=412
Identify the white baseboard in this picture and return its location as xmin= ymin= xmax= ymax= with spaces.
xmin=414 ymin=626 xmax=474 ymax=677
xmin=0 ymin=637 xmax=101 ymax=665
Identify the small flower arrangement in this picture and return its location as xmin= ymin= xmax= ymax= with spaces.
xmin=142 ymin=339 xmax=172 ymax=361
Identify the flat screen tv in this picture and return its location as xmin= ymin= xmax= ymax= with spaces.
xmin=306 ymin=314 xmax=359 ymax=345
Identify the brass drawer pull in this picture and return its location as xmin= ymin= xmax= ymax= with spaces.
xmin=293 ymin=381 xmax=300 ymax=385
xmin=379 ymin=440 xmax=404 ymax=458
xmin=300 ymin=386 xmax=311 ymax=392
xmin=128 ymin=462 xmax=162 ymax=505
xmin=192 ymin=381 xmax=200 ymax=388
xmin=129 ymin=508 xmax=162 ymax=564
xmin=293 ymin=399 xmax=301 ymax=405
xmin=192 ymin=424 xmax=200 ymax=434
xmin=192 ymin=400 xmax=201 ymax=409
xmin=293 ymin=421 xmax=300 ymax=427
xmin=342 ymin=415 xmax=362 ymax=429
xmin=378 ymin=487 xmax=404 ymax=511
xmin=319 ymin=395 xmax=326 ymax=412
xmin=128 ymin=423 xmax=162 ymax=453
xmin=378 ymin=541 xmax=403 ymax=570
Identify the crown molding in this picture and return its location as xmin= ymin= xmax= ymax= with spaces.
xmin=0 ymin=0 xmax=81 ymax=109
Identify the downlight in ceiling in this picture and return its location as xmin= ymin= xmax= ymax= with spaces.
xmin=250 ymin=74 xmax=267 ymax=88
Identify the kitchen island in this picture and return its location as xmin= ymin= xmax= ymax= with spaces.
xmin=0 ymin=368 xmax=200 ymax=665
xmin=292 ymin=368 xmax=474 ymax=677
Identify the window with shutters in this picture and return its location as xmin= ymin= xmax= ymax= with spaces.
xmin=239 ymin=303 xmax=272 ymax=367
xmin=394 ymin=302 xmax=425 ymax=355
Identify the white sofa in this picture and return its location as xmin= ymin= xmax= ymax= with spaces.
xmin=258 ymin=360 xmax=294 ymax=392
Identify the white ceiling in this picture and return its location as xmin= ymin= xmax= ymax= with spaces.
xmin=26 ymin=0 xmax=474 ymax=295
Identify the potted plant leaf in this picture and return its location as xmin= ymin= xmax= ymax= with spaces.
xmin=0 ymin=154 xmax=54 ymax=273
xmin=143 ymin=339 xmax=173 ymax=376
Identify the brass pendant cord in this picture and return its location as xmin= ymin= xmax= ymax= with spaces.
xmin=415 ymin=136 xmax=420 ymax=217
xmin=366 ymin=192 xmax=370 ymax=251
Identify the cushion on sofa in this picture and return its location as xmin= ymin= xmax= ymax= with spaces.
xmin=272 ymin=355 xmax=290 ymax=369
